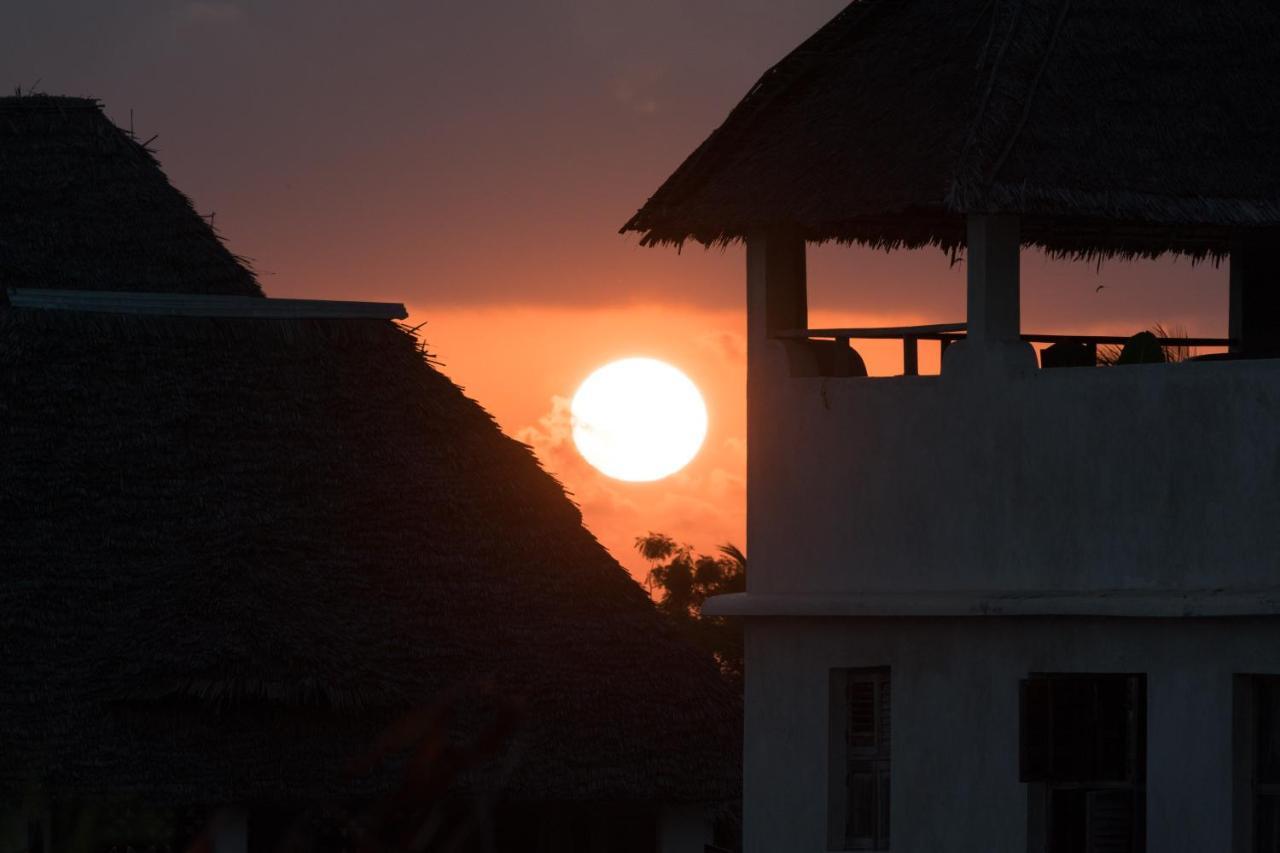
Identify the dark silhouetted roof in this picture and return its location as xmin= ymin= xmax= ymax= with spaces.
xmin=623 ymin=0 xmax=1280 ymax=258
xmin=0 ymin=311 xmax=738 ymax=805
xmin=0 ymin=97 xmax=738 ymax=807
xmin=0 ymin=95 xmax=261 ymax=295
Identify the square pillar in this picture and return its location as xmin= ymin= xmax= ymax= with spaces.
xmin=744 ymin=231 xmax=807 ymax=594
xmin=942 ymin=214 xmax=1036 ymax=378
xmin=966 ymin=214 xmax=1022 ymax=344
xmin=746 ymin=230 xmax=807 ymax=347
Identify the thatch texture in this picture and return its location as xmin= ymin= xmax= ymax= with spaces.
xmin=623 ymin=0 xmax=1280 ymax=258
xmin=0 ymin=94 xmax=737 ymax=809
xmin=0 ymin=96 xmax=261 ymax=295
xmin=0 ymin=310 xmax=738 ymax=805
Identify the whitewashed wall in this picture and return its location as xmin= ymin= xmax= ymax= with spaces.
xmin=742 ymin=617 xmax=1276 ymax=853
xmin=749 ymin=346 xmax=1280 ymax=595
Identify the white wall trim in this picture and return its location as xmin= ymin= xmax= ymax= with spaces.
xmin=704 ymin=589 xmax=1280 ymax=618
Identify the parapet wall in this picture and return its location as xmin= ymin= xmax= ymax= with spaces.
xmin=748 ymin=345 xmax=1280 ymax=595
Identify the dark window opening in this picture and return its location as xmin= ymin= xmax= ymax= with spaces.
xmin=1021 ymin=673 xmax=1145 ymax=853
xmin=1234 ymin=675 xmax=1280 ymax=853
xmin=830 ymin=667 xmax=890 ymax=851
xmin=1256 ymin=678 xmax=1280 ymax=852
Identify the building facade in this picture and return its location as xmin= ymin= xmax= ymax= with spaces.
xmin=703 ymin=224 xmax=1280 ymax=853
xmin=624 ymin=1 xmax=1280 ymax=849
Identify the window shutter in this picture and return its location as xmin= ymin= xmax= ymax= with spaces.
xmin=839 ymin=668 xmax=890 ymax=850
xmin=1257 ymin=679 xmax=1280 ymax=784
xmin=878 ymin=675 xmax=891 ymax=758
xmin=1124 ymin=674 xmax=1144 ymax=784
xmin=1021 ymin=677 xmax=1052 ymax=781
xmin=1085 ymin=790 xmax=1134 ymax=853
xmin=848 ymin=677 xmax=878 ymax=754
xmin=876 ymin=761 xmax=891 ymax=850
xmin=846 ymin=763 xmax=877 ymax=845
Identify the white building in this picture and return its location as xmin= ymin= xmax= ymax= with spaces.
xmin=624 ymin=1 xmax=1280 ymax=850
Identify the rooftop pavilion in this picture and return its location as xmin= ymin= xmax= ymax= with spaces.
xmin=625 ymin=0 xmax=1280 ymax=378
xmin=623 ymin=2 xmax=1280 ymax=849
xmin=624 ymin=0 xmax=1280 ymax=606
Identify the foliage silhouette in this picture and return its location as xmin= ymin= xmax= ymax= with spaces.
xmin=635 ymin=533 xmax=745 ymax=683
xmin=1097 ymin=322 xmax=1196 ymax=366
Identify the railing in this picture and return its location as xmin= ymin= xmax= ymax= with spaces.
xmin=777 ymin=324 xmax=1236 ymax=375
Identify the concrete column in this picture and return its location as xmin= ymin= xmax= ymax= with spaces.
xmin=966 ymin=214 xmax=1021 ymax=344
xmin=745 ymin=231 xmax=806 ymax=594
xmin=656 ymin=804 xmax=713 ymax=853
xmin=1229 ymin=227 xmax=1280 ymax=357
xmin=745 ymin=230 xmax=807 ymax=347
xmin=942 ymin=214 xmax=1036 ymax=378
xmin=212 ymin=808 xmax=248 ymax=853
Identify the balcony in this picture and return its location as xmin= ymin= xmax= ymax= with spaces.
xmin=738 ymin=218 xmax=1280 ymax=612
xmin=747 ymin=347 xmax=1280 ymax=602
xmin=777 ymin=324 xmax=1235 ymax=378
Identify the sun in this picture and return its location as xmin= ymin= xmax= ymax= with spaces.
xmin=571 ymin=358 xmax=708 ymax=483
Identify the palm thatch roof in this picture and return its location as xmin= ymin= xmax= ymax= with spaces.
xmin=0 ymin=95 xmax=261 ymax=295
xmin=0 ymin=311 xmax=737 ymax=806
xmin=0 ymin=97 xmax=738 ymax=808
xmin=623 ymin=0 xmax=1280 ymax=259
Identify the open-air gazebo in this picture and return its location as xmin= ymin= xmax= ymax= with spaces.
xmin=626 ymin=1 xmax=1280 ymax=851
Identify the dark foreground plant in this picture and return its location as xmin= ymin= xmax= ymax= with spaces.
xmin=636 ymin=533 xmax=746 ymax=682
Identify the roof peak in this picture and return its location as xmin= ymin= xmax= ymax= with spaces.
xmin=0 ymin=93 xmax=263 ymax=295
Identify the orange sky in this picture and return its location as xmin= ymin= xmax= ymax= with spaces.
xmin=410 ymin=241 xmax=1227 ymax=579
xmin=5 ymin=1 xmax=1231 ymax=579
xmin=414 ymin=304 xmax=746 ymax=576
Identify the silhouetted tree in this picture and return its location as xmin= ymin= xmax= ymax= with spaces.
xmin=636 ymin=533 xmax=745 ymax=681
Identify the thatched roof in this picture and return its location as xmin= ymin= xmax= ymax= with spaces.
xmin=0 ymin=309 xmax=738 ymax=806
xmin=0 ymin=97 xmax=738 ymax=807
xmin=0 ymin=95 xmax=261 ymax=295
xmin=623 ymin=0 xmax=1280 ymax=258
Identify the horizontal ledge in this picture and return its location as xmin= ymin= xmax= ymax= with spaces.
xmin=779 ymin=326 xmax=1233 ymax=348
xmin=778 ymin=323 xmax=965 ymax=339
xmin=702 ymin=590 xmax=1280 ymax=618
xmin=7 ymin=288 xmax=408 ymax=320
xmin=1021 ymin=333 xmax=1233 ymax=347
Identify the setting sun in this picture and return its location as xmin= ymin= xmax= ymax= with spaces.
xmin=571 ymin=357 xmax=708 ymax=483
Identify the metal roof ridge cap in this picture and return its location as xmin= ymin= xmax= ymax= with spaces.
xmin=7 ymin=288 xmax=408 ymax=320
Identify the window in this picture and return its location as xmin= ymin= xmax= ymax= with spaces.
xmin=1233 ymin=675 xmax=1280 ymax=852
xmin=1020 ymin=673 xmax=1146 ymax=853
xmin=829 ymin=667 xmax=890 ymax=850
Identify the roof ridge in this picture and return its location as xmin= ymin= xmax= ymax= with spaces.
xmin=0 ymin=95 xmax=264 ymax=296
